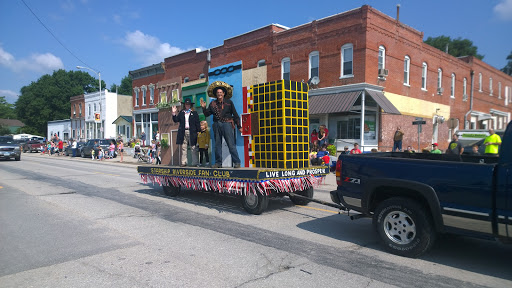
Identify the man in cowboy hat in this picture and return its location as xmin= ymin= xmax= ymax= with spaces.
xmin=200 ymin=81 xmax=242 ymax=168
xmin=172 ymin=98 xmax=200 ymax=166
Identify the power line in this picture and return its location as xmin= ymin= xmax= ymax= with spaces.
xmin=20 ymin=0 xmax=97 ymax=71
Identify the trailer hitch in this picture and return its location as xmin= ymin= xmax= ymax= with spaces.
xmin=287 ymin=192 xmax=347 ymax=211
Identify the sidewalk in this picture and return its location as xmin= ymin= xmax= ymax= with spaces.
xmin=29 ymin=151 xmax=142 ymax=167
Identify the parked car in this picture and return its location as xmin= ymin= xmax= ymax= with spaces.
xmin=0 ymin=136 xmax=21 ymax=161
xmin=80 ymin=139 xmax=115 ymax=158
xmin=22 ymin=139 xmax=43 ymax=153
xmin=64 ymin=141 xmax=85 ymax=156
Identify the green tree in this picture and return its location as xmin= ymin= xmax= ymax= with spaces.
xmin=424 ymin=36 xmax=484 ymax=60
xmin=0 ymin=125 xmax=11 ymax=135
xmin=15 ymin=69 xmax=100 ymax=135
xmin=0 ymin=96 xmax=17 ymax=119
xmin=502 ymin=50 xmax=512 ymax=76
xmin=110 ymin=75 xmax=133 ymax=95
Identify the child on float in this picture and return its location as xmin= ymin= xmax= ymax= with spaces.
xmin=197 ymin=120 xmax=211 ymax=167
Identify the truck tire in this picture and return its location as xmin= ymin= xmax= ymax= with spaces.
xmin=162 ymin=185 xmax=180 ymax=197
xmin=289 ymin=186 xmax=314 ymax=205
xmin=81 ymin=150 xmax=85 ymax=158
xmin=242 ymin=192 xmax=269 ymax=215
xmin=15 ymin=156 xmax=20 ymax=161
xmin=374 ymin=197 xmax=436 ymax=258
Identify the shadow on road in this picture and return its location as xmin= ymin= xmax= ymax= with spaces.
xmin=134 ymin=183 xmax=296 ymax=216
xmin=298 ymin=214 xmax=512 ymax=281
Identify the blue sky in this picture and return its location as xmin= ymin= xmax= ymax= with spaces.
xmin=1 ymin=0 xmax=511 ymax=104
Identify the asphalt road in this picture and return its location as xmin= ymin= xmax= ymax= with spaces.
xmin=0 ymin=153 xmax=511 ymax=288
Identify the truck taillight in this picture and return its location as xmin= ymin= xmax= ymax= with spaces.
xmin=336 ymin=159 xmax=342 ymax=186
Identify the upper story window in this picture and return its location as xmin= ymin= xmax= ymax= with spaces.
xmin=149 ymin=84 xmax=155 ymax=104
xmin=378 ymin=46 xmax=386 ymax=70
xmin=437 ymin=68 xmax=443 ymax=95
xmin=73 ymin=104 xmax=76 ymax=115
xmin=281 ymin=57 xmax=290 ymax=81
xmin=94 ymin=103 xmax=96 ymax=112
xmin=199 ymin=73 xmax=205 ymax=79
xmin=99 ymin=102 xmax=101 ymax=112
xmin=478 ymin=73 xmax=482 ymax=92
xmin=134 ymin=88 xmax=140 ymax=106
xmin=309 ymin=51 xmax=319 ymax=79
xmin=421 ymin=62 xmax=428 ymax=90
xmin=88 ymin=104 xmax=91 ymax=116
xmin=79 ymin=103 xmax=82 ymax=116
xmin=498 ymin=82 xmax=502 ymax=99
xmin=403 ymin=56 xmax=410 ymax=86
xmin=463 ymin=78 xmax=468 ymax=101
xmin=183 ymin=77 xmax=189 ymax=83
xmin=141 ymin=85 xmax=147 ymax=106
xmin=506 ymin=86 xmax=511 ymax=105
xmin=257 ymin=59 xmax=266 ymax=67
xmin=341 ymin=44 xmax=353 ymax=77
xmin=450 ymin=73 xmax=455 ymax=98
xmin=489 ymin=78 xmax=493 ymax=96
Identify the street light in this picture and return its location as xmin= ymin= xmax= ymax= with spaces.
xmin=77 ymin=65 xmax=101 ymax=139
xmin=76 ymin=66 xmax=101 ymax=98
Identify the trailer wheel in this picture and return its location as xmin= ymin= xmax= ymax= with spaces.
xmin=289 ymin=186 xmax=314 ymax=205
xmin=162 ymin=185 xmax=180 ymax=197
xmin=242 ymin=192 xmax=269 ymax=215
xmin=374 ymin=197 xmax=436 ymax=258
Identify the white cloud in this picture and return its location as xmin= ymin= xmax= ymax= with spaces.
xmin=0 ymin=47 xmax=15 ymax=66
xmin=121 ymin=30 xmax=186 ymax=65
xmin=0 ymin=89 xmax=19 ymax=104
xmin=0 ymin=46 xmax=64 ymax=73
xmin=494 ymin=0 xmax=512 ymax=21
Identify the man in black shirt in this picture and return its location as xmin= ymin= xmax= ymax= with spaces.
xmin=201 ymin=81 xmax=243 ymax=168
xmin=446 ymin=133 xmax=464 ymax=155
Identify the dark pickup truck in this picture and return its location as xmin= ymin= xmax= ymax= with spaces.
xmin=330 ymin=121 xmax=511 ymax=257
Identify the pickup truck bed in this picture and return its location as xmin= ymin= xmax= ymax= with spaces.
xmin=331 ymin=122 xmax=512 ymax=257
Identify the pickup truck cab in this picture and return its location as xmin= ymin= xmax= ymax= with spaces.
xmin=331 ymin=121 xmax=511 ymax=257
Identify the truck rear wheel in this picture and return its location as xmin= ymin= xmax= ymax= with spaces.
xmin=242 ymin=192 xmax=269 ymax=215
xmin=289 ymin=187 xmax=314 ymax=205
xmin=162 ymin=185 xmax=180 ymax=197
xmin=373 ymin=197 xmax=436 ymax=258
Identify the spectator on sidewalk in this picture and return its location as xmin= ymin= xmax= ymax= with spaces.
xmin=118 ymin=139 xmax=124 ymax=163
xmin=392 ymin=127 xmax=404 ymax=152
xmin=350 ymin=143 xmax=362 ymax=154
xmin=141 ymin=131 xmax=146 ymax=147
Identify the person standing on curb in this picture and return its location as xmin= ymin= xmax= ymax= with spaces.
xmin=392 ymin=127 xmax=404 ymax=152
xmin=484 ymin=128 xmax=502 ymax=155
xmin=446 ymin=134 xmax=464 ymax=155
xmin=118 ymin=139 xmax=124 ymax=163
xmin=141 ymin=131 xmax=146 ymax=147
xmin=72 ymin=138 xmax=77 ymax=157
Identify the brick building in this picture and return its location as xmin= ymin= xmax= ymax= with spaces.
xmin=129 ymin=63 xmax=166 ymax=141
xmin=70 ymin=94 xmax=85 ymax=141
xmin=132 ymin=5 xmax=512 ymax=152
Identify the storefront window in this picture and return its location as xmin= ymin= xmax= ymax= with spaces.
xmin=337 ymin=118 xmax=360 ymax=139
